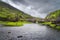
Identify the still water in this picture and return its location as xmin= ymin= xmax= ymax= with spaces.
xmin=0 ymin=24 xmax=60 ymax=40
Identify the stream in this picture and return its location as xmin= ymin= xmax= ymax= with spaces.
xmin=0 ymin=23 xmax=60 ymax=40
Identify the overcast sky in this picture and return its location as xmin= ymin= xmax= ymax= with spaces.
xmin=1 ymin=0 xmax=60 ymax=18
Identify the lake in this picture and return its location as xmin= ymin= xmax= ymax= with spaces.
xmin=0 ymin=23 xmax=60 ymax=40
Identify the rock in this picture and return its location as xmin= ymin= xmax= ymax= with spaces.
xmin=8 ymin=32 xmax=11 ymax=33
xmin=17 ymin=36 xmax=23 ymax=38
xmin=56 ymin=24 xmax=60 ymax=26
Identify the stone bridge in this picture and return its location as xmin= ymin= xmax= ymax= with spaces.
xmin=25 ymin=18 xmax=44 ymax=23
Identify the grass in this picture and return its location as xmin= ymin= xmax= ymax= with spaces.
xmin=41 ymin=22 xmax=52 ymax=25
xmin=41 ymin=22 xmax=56 ymax=28
xmin=0 ymin=21 xmax=31 ymax=26
xmin=41 ymin=21 xmax=60 ymax=30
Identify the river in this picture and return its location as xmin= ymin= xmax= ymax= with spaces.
xmin=0 ymin=23 xmax=60 ymax=40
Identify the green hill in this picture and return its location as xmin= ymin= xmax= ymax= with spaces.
xmin=0 ymin=1 xmax=33 ymax=22
xmin=0 ymin=1 xmax=33 ymax=26
xmin=44 ymin=10 xmax=60 ymax=30
xmin=46 ymin=10 xmax=60 ymax=21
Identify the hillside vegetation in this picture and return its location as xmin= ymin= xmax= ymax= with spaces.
xmin=0 ymin=1 xmax=33 ymax=26
xmin=46 ymin=10 xmax=60 ymax=21
xmin=42 ymin=10 xmax=60 ymax=30
xmin=0 ymin=1 xmax=33 ymax=22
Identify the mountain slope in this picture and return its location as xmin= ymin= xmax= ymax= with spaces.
xmin=46 ymin=10 xmax=60 ymax=21
xmin=44 ymin=10 xmax=60 ymax=30
xmin=0 ymin=1 xmax=33 ymax=22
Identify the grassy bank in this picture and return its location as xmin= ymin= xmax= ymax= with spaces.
xmin=41 ymin=22 xmax=60 ymax=30
xmin=0 ymin=21 xmax=31 ymax=26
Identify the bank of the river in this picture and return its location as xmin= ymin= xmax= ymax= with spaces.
xmin=0 ymin=21 xmax=31 ymax=26
xmin=41 ymin=22 xmax=60 ymax=30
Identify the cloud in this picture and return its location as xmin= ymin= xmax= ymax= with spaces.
xmin=1 ymin=0 xmax=9 ymax=3
xmin=1 ymin=0 xmax=60 ymax=18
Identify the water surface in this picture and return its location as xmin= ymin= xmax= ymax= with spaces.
xmin=0 ymin=24 xmax=60 ymax=40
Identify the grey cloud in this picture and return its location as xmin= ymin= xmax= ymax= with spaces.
xmin=11 ymin=0 xmax=29 ymax=6
xmin=24 ymin=0 xmax=60 ymax=13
